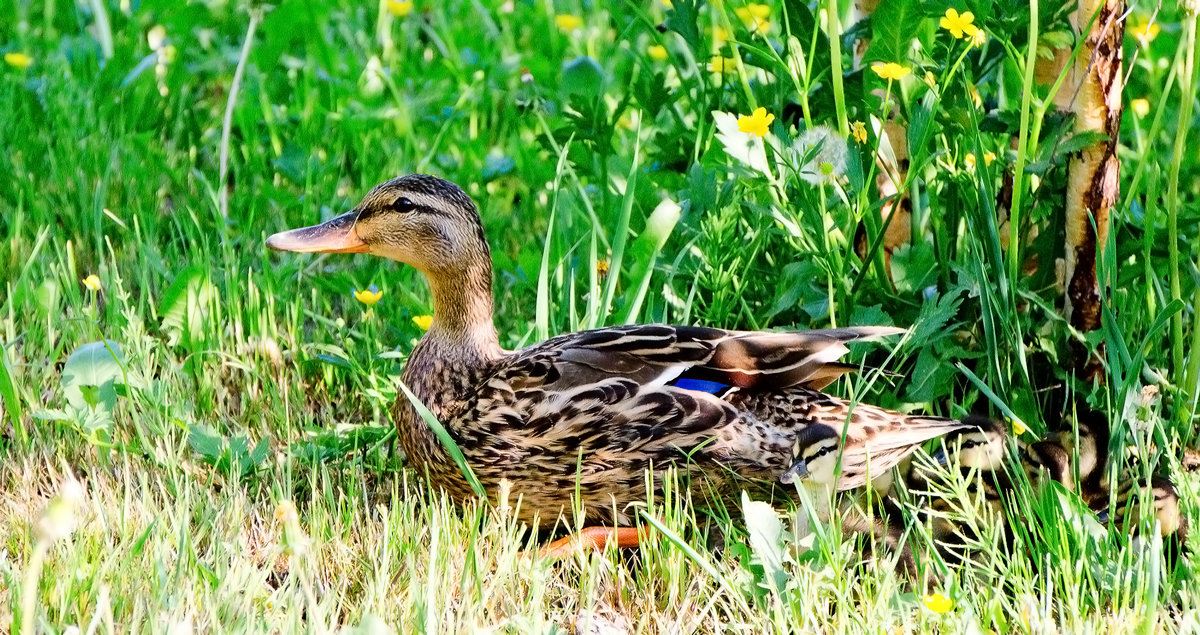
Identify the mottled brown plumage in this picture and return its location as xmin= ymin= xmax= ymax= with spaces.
xmin=267 ymin=174 xmax=977 ymax=527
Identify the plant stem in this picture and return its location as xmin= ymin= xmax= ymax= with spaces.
xmin=1008 ymin=0 xmax=1038 ymax=289
xmin=824 ymin=0 xmax=849 ymax=136
xmin=1169 ymin=13 xmax=1198 ymax=408
xmin=218 ymin=10 xmax=262 ymax=221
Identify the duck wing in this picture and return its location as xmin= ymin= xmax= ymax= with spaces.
xmin=509 ymin=324 xmax=906 ymax=393
xmin=470 ymin=325 xmax=912 ymax=478
xmin=829 ymin=414 xmax=980 ymax=490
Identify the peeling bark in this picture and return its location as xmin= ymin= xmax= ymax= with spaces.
xmin=1062 ymin=0 xmax=1124 ymax=382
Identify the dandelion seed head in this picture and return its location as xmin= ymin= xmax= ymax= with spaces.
xmin=791 ymin=126 xmax=847 ymax=185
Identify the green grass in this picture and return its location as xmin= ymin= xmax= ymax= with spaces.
xmin=2 ymin=0 xmax=1199 ymax=631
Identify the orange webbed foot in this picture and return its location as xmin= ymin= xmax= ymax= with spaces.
xmin=538 ymin=526 xmax=648 ymax=559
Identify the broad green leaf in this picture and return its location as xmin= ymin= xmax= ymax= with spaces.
xmin=188 ymin=423 xmax=225 ymax=459
xmin=61 ymin=340 xmax=126 ymax=415
xmin=891 ymin=242 xmax=938 ymax=294
xmin=159 ymin=266 xmax=217 ymax=349
xmin=0 ymin=345 xmax=21 ymax=436
xmin=862 ymin=0 xmax=921 ymax=66
xmin=561 ymin=56 xmax=605 ymax=98
xmin=742 ymin=492 xmax=789 ymax=595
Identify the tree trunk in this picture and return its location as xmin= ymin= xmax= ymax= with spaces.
xmin=1062 ymin=0 xmax=1124 ymax=382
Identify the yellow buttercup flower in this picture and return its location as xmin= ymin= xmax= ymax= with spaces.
xmin=386 ymin=0 xmax=413 ymax=17
xmin=735 ymin=4 xmax=771 ymax=34
xmin=964 ymin=153 xmax=976 ymax=171
xmin=82 ymin=275 xmax=102 ymax=291
xmin=1012 ymin=419 xmax=1028 ymax=436
xmin=851 ymin=120 xmax=868 ymax=144
xmin=648 ymin=44 xmax=668 ymax=61
xmin=744 ymin=3 xmax=770 ymax=19
xmin=708 ymin=56 xmax=738 ymax=73
xmin=4 ymin=52 xmax=33 ymax=70
xmin=353 ymin=285 xmax=384 ymax=305
xmin=969 ymin=28 xmax=987 ymax=48
xmin=712 ymin=26 xmax=730 ymax=49
xmin=923 ymin=593 xmax=953 ymax=614
xmin=412 ymin=314 xmax=433 ymax=331
xmin=983 ymin=151 xmax=997 ymax=166
xmin=940 ymin=9 xmax=978 ymax=40
xmin=555 ymin=14 xmax=583 ymax=32
xmin=1129 ymin=19 xmax=1159 ymax=47
xmin=1131 ymin=98 xmax=1150 ymax=118
xmin=737 ymin=107 xmax=775 ymax=137
xmin=923 ymin=71 xmax=937 ymax=89
xmin=871 ymin=62 xmax=910 ymax=81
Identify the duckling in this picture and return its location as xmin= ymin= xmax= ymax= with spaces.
xmin=1019 ymin=439 xmax=1074 ymax=491
xmin=903 ymin=417 xmax=1019 ymax=565
xmin=780 ymin=424 xmax=841 ymax=488
xmin=908 ymin=416 xmax=1008 ymax=492
xmin=1052 ymin=409 xmax=1110 ymax=508
xmin=1099 ymin=475 xmax=1188 ymax=546
xmin=266 ymin=174 xmax=977 ymax=551
xmin=782 ymin=422 xmax=920 ymax=576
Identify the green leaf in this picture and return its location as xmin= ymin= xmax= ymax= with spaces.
xmin=891 ymin=242 xmax=938 ymax=294
xmin=862 ymin=0 xmax=921 ymax=66
xmin=159 ymin=266 xmax=217 ymax=349
xmin=396 ymin=381 xmax=485 ymax=498
xmin=315 ymin=353 xmax=352 ymax=369
xmin=662 ymin=0 xmax=702 ymax=53
xmin=561 ymin=56 xmax=605 ymax=99
xmin=61 ymin=340 xmax=126 ymax=416
xmin=0 ymin=345 xmax=22 ymax=440
xmin=910 ymin=291 xmax=963 ymax=349
xmin=188 ymin=423 xmax=225 ymax=459
xmin=1054 ymin=130 xmax=1112 ymax=156
xmin=741 ymin=492 xmax=789 ymax=595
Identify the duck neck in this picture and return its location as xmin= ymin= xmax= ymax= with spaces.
xmin=397 ymin=256 xmax=501 ymax=474
xmin=422 ymin=257 xmax=503 ymax=365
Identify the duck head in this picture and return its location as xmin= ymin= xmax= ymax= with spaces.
xmin=267 ymin=175 xmax=499 ymax=343
xmin=1053 ymin=409 xmax=1110 ymax=485
xmin=931 ymin=416 xmax=1008 ymax=471
xmin=266 ymin=174 xmax=490 ymax=275
xmin=781 ymin=425 xmax=841 ymax=487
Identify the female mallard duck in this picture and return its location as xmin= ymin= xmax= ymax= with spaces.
xmin=267 ymin=174 xmax=976 ymax=552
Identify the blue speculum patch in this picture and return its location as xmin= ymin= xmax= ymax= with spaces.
xmin=670 ymin=378 xmax=729 ymax=394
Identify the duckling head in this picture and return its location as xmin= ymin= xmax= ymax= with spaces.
xmin=931 ymin=416 xmax=1007 ymax=471
xmin=1054 ymin=409 xmax=1110 ymax=483
xmin=266 ymin=174 xmax=490 ymax=276
xmin=780 ymin=425 xmax=841 ymax=488
xmin=1022 ymin=439 xmax=1074 ymax=490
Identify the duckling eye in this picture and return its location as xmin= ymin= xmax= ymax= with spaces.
xmin=391 ymin=197 xmax=416 ymax=213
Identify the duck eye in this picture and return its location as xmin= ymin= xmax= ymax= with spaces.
xmin=392 ymin=197 xmax=416 ymax=213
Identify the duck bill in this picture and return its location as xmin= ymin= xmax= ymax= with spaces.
xmin=266 ymin=211 xmax=368 ymax=254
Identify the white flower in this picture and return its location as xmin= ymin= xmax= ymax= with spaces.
xmin=713 ymin=111 xmax=770 ymax=177
xmin=36 ymin=476 xmax=85 ymax=543
xmin=360 ymin=56 xmax=386 ymax=98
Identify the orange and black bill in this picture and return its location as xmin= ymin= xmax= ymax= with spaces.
xmin=266 ymin=210 xmax=367 ymax=253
